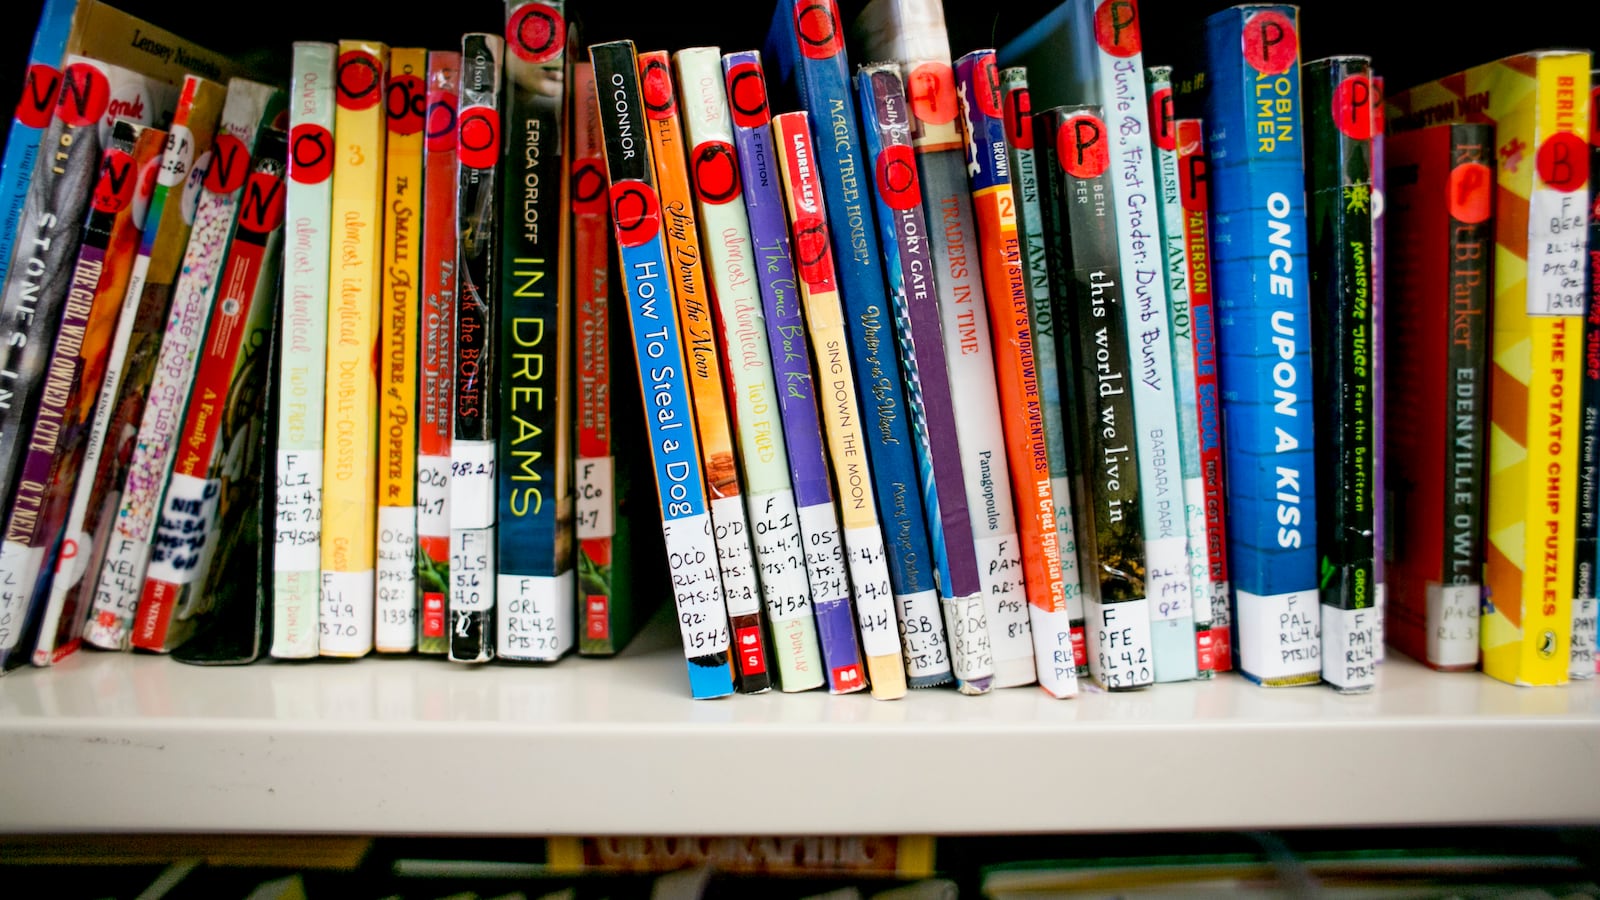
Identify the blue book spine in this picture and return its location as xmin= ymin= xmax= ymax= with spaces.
xmin=765 ymin=0 xmax=938 ymax=639
xmin=0 ymin=0 xmax=77 ymax=292
xmin=1201 ymin=4 xmax=1320 ymax=685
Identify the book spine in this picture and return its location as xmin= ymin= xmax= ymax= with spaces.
xmin=450 ymin=34 xmax=498 ymax=664
xmin=375 ymin=48 xmax=425 ymax=653
xmin=84 ymin=77 xmax=278 ymax=651
xmin=772 ymin=110 xmax=892 ymax=697
xmin=954 ymin=51 xmax=1074 ymax=697
xmin=498 ymin=1 xmax=576 ymax=663
xmin=1590 ymin=72 xmax=1600 ymax=678
xmin=1201 ymin=6 xmax=1321 ymax=685
xmin=1370 ymin=75 xmax=1387 ymax=664
xmin=1175 ymin=118 xmax=1232 ymax=671
xmin=570 ymin=62 xmax=620 ymax=655
xmin=1304 ymin=57 xmax=1378 ymax=693
xmin=857 ymin=63 xmax=980 ymax=689
xmin=642 ymin=52 xmax=770 ymax=692
xmin=676 ymin=47 xmax=825 ymax=688
xmin=722 ymin=50 xmax=833 ymax=692
xmin=0 ymin=123 xmax=144 ymax=668
xmin=1037 ymin=105 xmax=1155 ymax=690
xmin=1147 ymin=66 xmax=1216 ymax=677
xmin=321 ymin=42 xmax=387 ymax=659
xmin=1578 ymin=80 xmax=1599 ymax=678
xmin=272 ymin=44 xmax=335 ymax=659
xmin=1001 ymin=66 xmax=1088 ymax=680
xmin=0 ymin=0 xmax=78 ymax=294
xmin=67 ymin=1 xmax=252 ymax=87
xmin=590 ymin=39 xmax=735 ymax=698
xmin=770 ymin=1 xmax=942 ymax=689
xmin=134 ymin=131 xmax=287 ymax=652
xmin=416 ymin=51 xmax=459 ymax=655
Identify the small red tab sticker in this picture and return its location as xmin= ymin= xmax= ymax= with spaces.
xmin=15 ymin=64 xmax=61 ymax=130
xmin=91 ymin=149 xmax=135 ymax=214
xmin=1094 ymin=0 xmax=1142 ymax=58
xmin=507 ymin=3 xmax=565 ymax=64
xmin=425 ymin=90 xmax=458 ymax=152
xmin=1003 ymin=85 xmax=1033 ymax=150
xmin=610 ymin=180 xmax=661 ymax=248
xmin=386 ymin=73 xmax=426 ymax=136
xmin=1070 ymin=626 xmax=1088 ymax=672
xmin=1057 ymin=113 xmax=1110 ymax=179
xmin=691 ymin=141 xmax=740 ymax=205
xmin=204 ymin=133 xmax=251 ymax=195
xmin=1449 ymin=160 xmax=1492 ymax=224
xmin=735 ymin=625 xmax=766 ymax=676
xmin=907 ymin=62 xmax=958 ymax=127
xmin=457 ymin=106 xmax=500 ymax=170
xmin=289 ymin=123 xmax=334 ymax=185
xmin=831 ymin=663 xmax=863 ymax=691
xmin=571 ymin=157 xmax=607 ymax=214
xmin=56 ymin=61 xmax=109 ymax=128
xmin=424 ymin=592 xmax=446 ymax=639
xmin=1149 ymin=86 xmax=1175 ymax=151
xmin=1241 ymin=9 xmax=1297 ymax=75
xmin=1536 ymin=131 xmax=1588 ymax=192
xmin=874 ymin=144 xmax=920 ymax=211
xmin=639 ymin=55 xmax=675 ymax=120
xmin=725 ymin=62 xmax=769 ymax=129
xmin=586 ymin=596 xmax=610 ymax=641
xmin=794 ymin=0 xmax=843 ymax=60
xmin=1332 ymin=74 xmax=1374 ymax=141
xmin=336 ymin=49 xmax=384 ymax=111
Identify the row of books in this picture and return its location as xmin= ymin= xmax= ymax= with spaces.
xmin=0 ymin=0 xmax=1591 ymax=699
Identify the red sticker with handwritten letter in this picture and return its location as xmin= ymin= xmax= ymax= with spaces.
xmin=236 ymin=171 xmax=286 ymax=235
xmin=974 ymin=55 xmax=1002 ymax=118
xmin=1094 ymin=0 xmax=1142 ymax=57
xmin=336 ymin=49 xmax=383 ymax=111
xmin=725 ymin=62 xmax=769 ymax=129
xmin=791 ymin=214 xmax=833 ymax=287
xmin=907 ymin=62 xmax=958 ymax=127
xmin=572 ymin=157 xmax=607 ymax=214
xmin=610 ymin=180 xmax=661 ymax=248
xmin=794 ymin=0 xmax=843 ymax=60
xmin=457 ymin=106 xmax=500 ymax=170
xmin=1449 ymin=161 xmax=1492 ymax=224
xmin=204 ymin=133 xmax=250 ymax=194
xmin=1150 ymin=86 xmax=1175 ymax=151
xmin=91 ymin=149 xmax=135 ymax=214
xmin=1057 ymin=113 xmax=1110 ymax=179
xmin=1241 ymin=10 xmax=1297 ymax=75
xmin=640 ymin=56 xmax=675 ymax=120
xmin=874 ymin=144 xmax=919 ymax=211
xmin=55 ymin=61 xmax=109 ymax=127
xmin=425 ymin=90 xmax=457 ymax=152
xmin=1332 ymin=74 xmax=1374 ymax=141
xmin=16 ymin=64 xmax=61 ymax=129
xmin=386 ymin=73 xmax=425 ymax=135
xmin=1003 ymin=85 xmax=1033 ymax=150
xmin=507 ymin=3 xmax=564 ymax=64
xmin=289 ymin=123 xmax=333 ymax=185
xmin=1536 ymin=132 xmax=1588 ymax=192
xmin=691 ymin=141 xmax=740 ymax=205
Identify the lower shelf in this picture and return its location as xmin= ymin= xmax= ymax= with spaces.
xmin=1 ymin=610 xmax=1597 ymax=835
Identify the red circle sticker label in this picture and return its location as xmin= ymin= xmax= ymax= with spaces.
xmin=1094 ymin=0 xmax=1142 ymax=57
xmin=91 ymin=149 xmax=135 ymax=214
xmin=571 ymin=157 xmax=607 ymax=215
xmin=1242 ymin=10 xmax=1297 ymax=75
xmin=874 ymin=144 xmax=920 ymax=211
xmin=507 ymin=3 xmax=565 ymax=64
xmin=236 ymin=172 xmax=286 ymax=235
xmin=1057 ymin=113 xmax=1110 ymax=180
xmin=203 ymin=133 xmax=251 ymax=194
xmin=907 ymin=62 xmax=958 ymax=127
xmin=289 ymin=123 xmax=334 ymax=185
xmin=16 ymin=64 xmax=61 ymax=130
xmin=640 ymin=56 xmax=675 ymax=120
xmin=458 ymin=106 xmax=500 ymax=170
xmin=610 ymin=180 xmax=661 ymax=248
xmin=974 ymin=55 xmax=1002 ymax=119
xmin=1180 ymin=150 xmax=1209 ymax=212
xmin=426 ymin=91 xmax=458 ymax=152
xmin=1332 ymin=74 xmax=1374 ymax=141
xmin=56 ymin=61 xmax=110 ymax=128
xmin=691 ymin=141 xmax=741 ymax=205
xmin=1537 ymin=132 xmax=1588 ymax=192
xmin=1449 ymin=161 xmax=1493 ymax=224
xmin=1003 ymin=85 xmax=1033 ymax=150
xmin=336 ymin=50 xmax=383 ymax=111
xmin=792 ymin=215 xmax=833 ymax=287
xmin=794 ymin=0 xmax=843 ymax=60
xmin=387 ymin=73 xmax=426 ymax=135
xmin=1149 ymin=86 xmax=1175 ymax=151
xmin=725 ymin=63 xmax=769 ymax=128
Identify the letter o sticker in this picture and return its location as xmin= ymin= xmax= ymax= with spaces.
xmin=794 ymin=0 xmax=843 ymax=60
xmin=458 ymin=106 xmax=500 ymax=170
xmin=691 ymin=141 xmax=741 ymax=205
xmin=572 ymin=158 xmax=607 ymax=214
xmin=289 ymin=123 xmax=334 ymax=185
xmin=725 ymin=63 xmax=769 ymax=128
xmin=507 ymin=3 xmax=565 ymax=64
xmin=336 ymin=50 xmax=383 ymax=111
xmin=610 ymin=180 xmax=661 ymax=247
xmin=874 ymin=144 xmax=920 ymax=211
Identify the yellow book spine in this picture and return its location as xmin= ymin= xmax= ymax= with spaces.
xmin=320 ymin=40 xmax=389 ymax=658
xmin=376 ymin=47 xmax=425 ymax=652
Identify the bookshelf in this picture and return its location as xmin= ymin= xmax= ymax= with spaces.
xmin=1 ymin=0 xmax=1598 ymax=842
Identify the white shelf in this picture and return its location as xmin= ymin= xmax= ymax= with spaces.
xmin=1 ymin=612 xmax=1597 ymax=836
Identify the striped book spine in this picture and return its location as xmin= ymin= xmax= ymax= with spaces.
xmin=722 ymin=50 xmax=831 ymax=692
xmin=83 ymin=77 xmax=279 ymax=651
xmin=375 ymin=48 xmax=426 ymax=653
xmin=591 ymin=39 xmax=734 ymax=698
xmin=642 ymin=51 xmax=770 ymax=692
xmin=677 ymin=47 xmax=822 ymax=688
xmin=1147 ymin=66 xmax=1216 ymax=676
xmin=272 ymin=44 xmax=334 ymax=659
xmin=1175 ymin=118 xmax=1232 ymax=671
xmin=852 ymin=0 xmax=1035 ymax=685
xmin=416 ymin=51 xmax=458 ymax=655
xmin=1202 ymin=5 xmax=1321 ymax=685
xmin=0 ymin=0 xmax=77 ymax=294
xmin=498 ymin=0 xmax=576 ymax=663
xmin=134 ymin=130 xmax=287 ymax=653
xmin=320 ymin=42 xmax=387 ymax=659
xmin=1000 ymin=66 xmax=1088 ymax=680
xmin=450 ymin=34 xmax=500 ymax=663
xmin=772 ymin=110 xmax=898 ymax=698
xmin=955 ymin=50 xmax=1075 ymax=698
xmin=769 ymin=1 xmax=941 ymax=691
xmin=857 ymin=62 xmax=976 ymax=690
